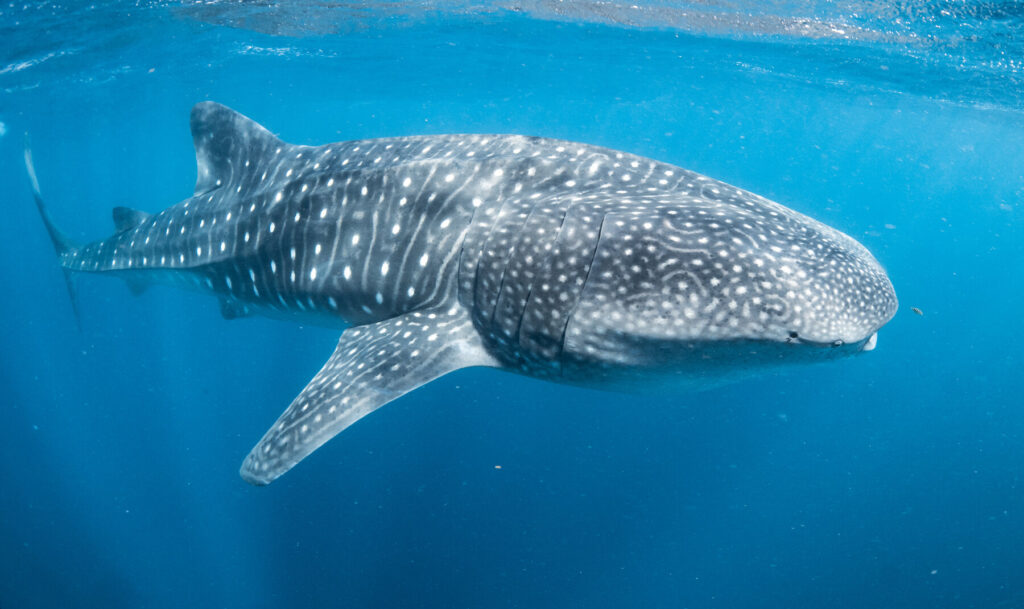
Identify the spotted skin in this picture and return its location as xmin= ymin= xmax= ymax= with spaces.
xmin=30 ymin=102 xmax=897 ymax=485
xmin=240 ymin=305 xmax=493 ymax=482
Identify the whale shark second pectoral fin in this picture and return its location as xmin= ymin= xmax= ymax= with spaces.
xmin=240 ymin=306 xmax=499 ymax=485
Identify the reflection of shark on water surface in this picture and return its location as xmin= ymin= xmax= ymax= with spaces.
xmin=27 ymin=102 xmax=897 ymax=485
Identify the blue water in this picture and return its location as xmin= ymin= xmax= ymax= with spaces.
xmin=2 ymin=2 xmax=1023 ymax=607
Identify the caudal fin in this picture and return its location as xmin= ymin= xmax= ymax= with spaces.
xmin=24 ymin=136 xmax=82 ymax=329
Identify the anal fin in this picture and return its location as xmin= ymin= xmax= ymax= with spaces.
xmin=124 ymin=277 xmax=148 ymax=296
xmin=219 ymin=298 xmax=250 ymax=320
xmin=240 ymin=305 xmax=499 ymax=485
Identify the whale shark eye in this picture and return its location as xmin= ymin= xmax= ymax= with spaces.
xmin=788 ymin=331 xmax=799 ymax=339
xmin=831 ymin=340 xmax=844 ymax=348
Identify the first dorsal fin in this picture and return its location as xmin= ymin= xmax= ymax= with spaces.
xmin=190 ymin=102 xmax=284 ymax=195
xmin=112 ymin=206 xmax=151 ymax=233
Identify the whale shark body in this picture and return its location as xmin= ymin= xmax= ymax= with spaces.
xmin=28 ymin=102 xmax=897 ymax=485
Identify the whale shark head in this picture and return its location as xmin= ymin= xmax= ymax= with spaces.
xmin=693 ymin=204 xmax=899 ymax=352
xmin=729 ymin=214 xmax=898 ymax=353
xmin=561 ymin=181 xmax=898 ymax=384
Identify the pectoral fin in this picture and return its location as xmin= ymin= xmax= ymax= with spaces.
xmin=240 ymin=306 xmax=498 ymax=485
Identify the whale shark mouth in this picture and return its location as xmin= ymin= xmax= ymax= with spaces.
xmin=862 ymin=332 xmax=878 ymax=352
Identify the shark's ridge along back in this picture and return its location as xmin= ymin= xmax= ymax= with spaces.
xmin=28 ymin=102 xmax=897 ymax=485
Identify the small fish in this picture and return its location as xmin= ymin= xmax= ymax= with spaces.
xmin=911 ymin=307 xmax=923 ymax=315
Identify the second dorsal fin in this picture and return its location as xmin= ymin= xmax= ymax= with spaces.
xmin=111 ymin=206 xmax=151 ymax=233
xmin=190 ymin=102 xmax=285 ymax=195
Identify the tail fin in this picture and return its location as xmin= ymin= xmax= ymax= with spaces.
xmin=24 ymin=136 xmax=82 ymax=329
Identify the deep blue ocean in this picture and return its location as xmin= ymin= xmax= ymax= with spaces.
xmin=2 ymin=2 xmax=1023 ymax=607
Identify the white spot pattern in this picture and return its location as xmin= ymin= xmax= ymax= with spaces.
xmin=62 ymin=104 xmax=896 ymax=486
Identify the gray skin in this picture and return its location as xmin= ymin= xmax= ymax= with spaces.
xmin=29 ymin=102 xmax=897 ymax=485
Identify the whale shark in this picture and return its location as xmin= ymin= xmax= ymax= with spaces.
xmin=27 ymin=102 xmax=897 ymax=485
